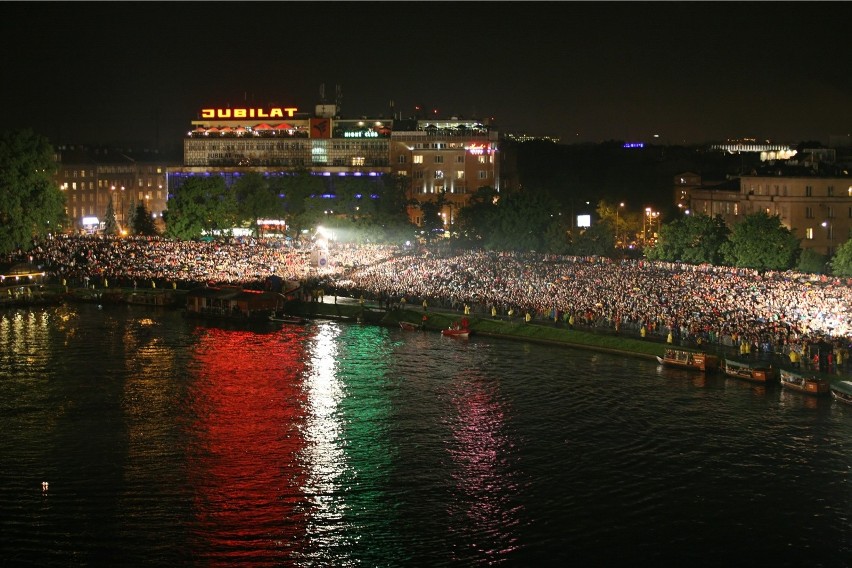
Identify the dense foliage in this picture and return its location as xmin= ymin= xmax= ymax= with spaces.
xmin=645 ymin=213 xmax=729 ymax=265
xmin=163 ymin=172 xmax=415 ymax=243
xmin=0 ymin=129 xmax=66 ymax=254
xmin=830 ymin=239 xmax=852 ymax=277
xmin=720 ymin=212 xmax=800 ymax=270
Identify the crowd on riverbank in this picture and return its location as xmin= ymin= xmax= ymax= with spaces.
xmin=6 ymin=234 xmax=852 ymax=362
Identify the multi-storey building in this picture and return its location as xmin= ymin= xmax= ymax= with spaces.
xmin=167 ymin=104 xmax=500 ymax=229
xmin=687 ymin=165 xmax=852 ymax=256
xmin=55 ymin=145 xmax=175 ymax=233
xmin=388 ymin=118 xmax=499 ymax=226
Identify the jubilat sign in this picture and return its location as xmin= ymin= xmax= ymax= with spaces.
xmin=200 ymin=107 xmax=298 ymax=119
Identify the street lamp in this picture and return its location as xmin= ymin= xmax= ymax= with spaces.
xmin=643 ymin=207 xmax=651 ymax=247
xmin=615 ymin=202 xmax=625 ymax=248
xmin=822 ymin=220 xmax=833 ymax=256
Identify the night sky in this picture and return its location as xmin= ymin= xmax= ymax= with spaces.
xmin=3 ymin=2 xmax=849 ymax=151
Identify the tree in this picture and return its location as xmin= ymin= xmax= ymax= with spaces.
xmin=418 ymin=198 xmax=445 ymax=242
xmin=485 ymin=191 xmax=561 ymax=251
xmin=830 ymin=239 xmax=852 ymax=277
xmin=233 ymin=172 xmax=287 ymax=237
xmin=0 ymin=129 xmax=66 ymax=253
xmin=646 ymin=213 xmax=729 ymax=264
xmin=797 ymin=248 xmax=828 ymax=274
xmin=456 ymin=186 xmax=499 ymax=245
xmin=720 ymin=212 xmax=800 ymax=271
xmin=103 ymin=196 xmax=119 ymax=236
xmin=133 ymin=201 xmax=158 ymax=236
xmin=163 ymin=176 xmax=235 ymax=240
xmin=125 ymin=198 xmax=138 ymax=233
xmin=570 ymin=222 xmax=614 ymax=257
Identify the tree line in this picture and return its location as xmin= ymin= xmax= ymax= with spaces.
xmin=3 ymin=129 xmax=852 ymax=276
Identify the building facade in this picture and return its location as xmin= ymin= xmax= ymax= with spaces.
xmin=688 ymin=171 xmax=852 ymax=256
xmin=55 ymin=146 xmax=175 ymax=233
xmin=167 ymin=104 xmax=500 ymax=229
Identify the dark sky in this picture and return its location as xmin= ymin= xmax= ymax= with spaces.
xmin=3 ymin=1 xmax=850 ymax=150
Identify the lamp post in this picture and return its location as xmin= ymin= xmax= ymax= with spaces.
xmin=822 ymin=220 xmax=833 ymax=256
xmin=643 ymin=207 xmax=651 ymax=247
xmin=615 ymin=202 xmax=625 ymax=248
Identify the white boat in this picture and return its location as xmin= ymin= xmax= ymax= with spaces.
xmin=830 ymin=380 xmax=852 ymax=405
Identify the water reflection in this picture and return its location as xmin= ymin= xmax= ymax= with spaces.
xmin=445 ymin=368 xmax=522 ymax=562
xmin=184 ymin=324 xmax=310 ymax=565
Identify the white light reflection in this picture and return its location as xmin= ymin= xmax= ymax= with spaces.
xmin=300 ymin=322 xmax=352 ymax=558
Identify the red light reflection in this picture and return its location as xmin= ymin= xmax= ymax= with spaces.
xmin=183 ymin=326 xmax=310 ymax=564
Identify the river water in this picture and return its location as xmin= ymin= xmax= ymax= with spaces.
xmin=1 ymin=303 xmax=850 ymax=567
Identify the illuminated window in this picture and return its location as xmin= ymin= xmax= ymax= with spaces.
xmin=478 ymin=156 xmax=486 ymax=164
xmin=397 ymin=170 xmax=408 ymax=176
xmin=456 ymin=170 xmax=464 ymax=179
xmin=806 ymin=227 xmax=814 ymax=239
xmin=72 ymin=182 xmax=77 ymax=190
xmin=435 ymin=170 xmax=444 ymax=179
xmin=413 ymin=155 xmax=423 ymax=164
xmin=351 ymin=156 xmax=365 ymax=166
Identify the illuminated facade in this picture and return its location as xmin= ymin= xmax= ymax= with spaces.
xmin=687 ymin=172 xmax=852 ymax=256
xmin=389 ymin=119 xmax=500 ymax=226
xmin=168 ymin=105 xmax=500 ymax=228
xmin=55 ymin=146 xmax=175 ymax=233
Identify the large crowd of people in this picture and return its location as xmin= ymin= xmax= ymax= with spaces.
xmin=7 ymin=234 xmax=852 ymax=363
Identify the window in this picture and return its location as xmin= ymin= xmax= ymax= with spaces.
xmin=456 ymin=170 xmax=464 ymax=180
xmin=828 ymin=185 xmax=834 ymax=197
xmin=806 ymin=227 xmax=814 ymax=239
xmin=397 ymin=154 xmax=407 ymax=164
xmin=456 ymin=155 xmax=464 ymax=163
xmin=435 ymin=170 xmax=444 ymax=179
xmin=478 ymin=171 xmax=488 ymax=179
xmin=397 ymin=170 xmax=408 ymax=176
xmin=805 ymin=207 xmax=813 ymax=219
xmin=478 ymin=156 xmax=486 ymax=164
xmin=827 ymin=206 xmax=834 ymax=219
xmin=351 ymin=156 xmax=365 ymax=166
xmin=413 ymin=155 xmax=423 ymax=164
xmin=805 ymin=185 xmax=813 ymax=197
xmin=434 ymin=155 xmax=444 ymax=164
xmin=413 ymin=170 xmax=423 ymax=179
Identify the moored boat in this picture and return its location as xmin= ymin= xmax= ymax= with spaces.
xmin=441 ymin=327 xmax=470 ymax=339
xmin=779 ymin=369 xmax=830 ymax=396
xmin=723 ymin=358 xmax=779 ymax=383
xmin=399 ymin=321 xmax=420 ymax=331
xmin=184 ymin=285 xmax=285 ymax=324
xmin=656 ymin=348 xmax=719 ymax=372
xmin=441 ymin=317 xmax=471 ymax=339
xmin=269 ymin=313 xmax=306 ymax=324
xmin=830 ymin=380 xmax=852 ymax=405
